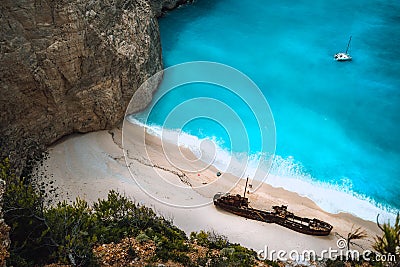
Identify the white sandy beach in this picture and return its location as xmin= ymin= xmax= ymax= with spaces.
xmin=42 ymin=121 xmax=381 ymax=259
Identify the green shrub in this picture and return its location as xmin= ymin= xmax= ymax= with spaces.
xmin=1 ymin=158 xmax=51 ymax=266
xmin=221 ymin=247 xmax=235 ymax=257
xmin=191 ymin=230 xmax=210 ymax=247
xmin=1 ymin=159 xmax=190 ymax=266
xmin=0 ymin=158 xmax=267 ymax=267
xmin=136 ymin=231 xmax=150 ymax=244
xmin=190 ymin=230 xmax=228 ymax=249
xmin=92 ymin=190 xmax=138 ymax=244
xmin=374 ymin=213 xmax=400 ymax=264
xmin=44 ymin=199 xmax=98 ymax=265
xmin=191 ymin=231 xmax=256 ymax=267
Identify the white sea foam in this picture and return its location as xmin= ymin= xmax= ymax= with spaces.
xmin=127 ymin=116 xmax=398 ymax=223
xmin=268 ymin=156 xmax=397 ymax=223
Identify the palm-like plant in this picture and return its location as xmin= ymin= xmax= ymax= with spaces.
xmin=347 ymin=225 xmax=368 ymax=251
xmin=374 ymin=213 xmax=400 ymax=263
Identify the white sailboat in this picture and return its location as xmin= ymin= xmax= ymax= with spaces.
xmin=334 ymin=36 xmax=352 ymax=61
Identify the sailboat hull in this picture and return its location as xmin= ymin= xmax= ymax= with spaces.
xmin=334 ymin=52 xmax=352 ymax=61
xmin=334 ymin=36 xmax=353 ymax=61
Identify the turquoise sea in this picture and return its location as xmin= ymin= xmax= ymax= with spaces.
xmin=134 ymin=0 xmax=400 ymax=220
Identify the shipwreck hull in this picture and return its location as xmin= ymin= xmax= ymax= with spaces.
xmin=213 ymin=194 xmax=332 ymax=236
xmin=272 ymin=216 xmax=332 ymax=236
xmin=214 ymin=201 xmax=274 ymax=223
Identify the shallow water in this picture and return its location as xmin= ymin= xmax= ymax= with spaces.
xmin=135 ymin=0 xmax=400 ymax=219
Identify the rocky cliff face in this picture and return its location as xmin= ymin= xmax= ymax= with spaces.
xmin=0 ymin=1 xmax=190 ymax=264
xmin=150 ymin=0 xmax=193 ymax=17
xmin=0 ymin=0 xmax=189 ymax=169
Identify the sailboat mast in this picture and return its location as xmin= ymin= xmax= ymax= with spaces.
xmin=243 ymin=176 xmax=249 ymax=199
xmin=345 ymin=36 xmax=352 ymax=54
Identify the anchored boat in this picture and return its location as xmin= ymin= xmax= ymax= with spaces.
xmin=213 ymin=178 xmax=333 ymax=236
xmin=334 ymin=36 xmax=352 ymax=61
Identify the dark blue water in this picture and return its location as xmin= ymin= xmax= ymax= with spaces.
xmin=136 ymin=0 xmax=400 ymax=219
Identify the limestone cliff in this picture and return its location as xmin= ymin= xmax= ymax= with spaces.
xmin=0 ymin=0 xmax=190 ymax=169
xmin=0 ymin=1 xmax=191 ymax=264
xmin=150 ymin=0 xmax=194 ymax=17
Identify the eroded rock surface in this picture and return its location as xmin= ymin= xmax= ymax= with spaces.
xmin=0 ymin=0 xmax=170 ymax=168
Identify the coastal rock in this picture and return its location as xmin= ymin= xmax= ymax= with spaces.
xmin=0 ymin=0 xmax=194 ymax=264
xmin=0 ymin=0 xmax=169 ymax=169
xmin=150 ymin=0 xmax=194 ymax=17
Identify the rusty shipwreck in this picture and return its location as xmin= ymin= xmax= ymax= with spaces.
xmin=213 ymin=179 xmax=333 ymax=236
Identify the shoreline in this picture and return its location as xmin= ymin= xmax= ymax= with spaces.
xmin=128 ymin=117 xmax=397 ymax=223
xmin=42 ymin=121 xmax=381 ymax=254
